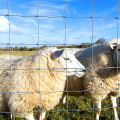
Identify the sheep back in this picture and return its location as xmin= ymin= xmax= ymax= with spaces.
xmin=0 ymin=55 xmax=21 ymax=75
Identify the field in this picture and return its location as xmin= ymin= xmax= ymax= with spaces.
xmin=0 ymin=51 xmax=120 ymax=120
xmin=0 ymin=96 xmax=119 ymax=120
xmin=0 ymin=51 xmax=37 ymax=56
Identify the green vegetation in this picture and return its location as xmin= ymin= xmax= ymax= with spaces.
xmin=0 ymin=96 xmax=119 ymax=120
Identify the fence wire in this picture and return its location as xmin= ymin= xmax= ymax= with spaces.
xmin=0 ymin=0 xmax=120 ymax=120
xmin=6 ymin=0 xmax=15 ymax=119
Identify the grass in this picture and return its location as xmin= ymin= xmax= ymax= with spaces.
xmin=0 ymin=51 xmax=37 ymax=56
xmin=0 ymin=51 xmax=120 ymax=119
xmin=0 ymin=96 xmax=119 ymax=120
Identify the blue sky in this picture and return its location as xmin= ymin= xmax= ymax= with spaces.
xmin=0 ymin=0 xmax=119 ymax=47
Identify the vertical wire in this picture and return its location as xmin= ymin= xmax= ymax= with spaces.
xmin=92 ymin=0 xmax=94 ymax=119
xmin=65 ymin=0 xmax=68 ymax=119
xmin=7 ymin=0 xmax=15 ymax=119
xmin=37 ymin=0 xmax=42 ymax=119
xmin=117 ymin=0 xmax=119 ymax=115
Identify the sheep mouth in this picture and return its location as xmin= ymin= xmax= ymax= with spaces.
xmin=81 ymin=69 xmax=86 ymax=72
xmin=75 ymin=70 xmax=85 ymax=77
xmin=66 ymin=69 xmax=86 ymax=77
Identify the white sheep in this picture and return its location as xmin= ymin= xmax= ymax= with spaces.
xmin=0 ymin=47 xmax=85 ymax=120
xmin=0 ymin=54 xmax=22 ymax=75
xmin=63 ymin=39 xmax=120 ymax=120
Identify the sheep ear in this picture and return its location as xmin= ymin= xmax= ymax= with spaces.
xmin=52 ymin=49 xmax=64 ymax=59
xmin=110 ymin=43 xmax=117 ymax=49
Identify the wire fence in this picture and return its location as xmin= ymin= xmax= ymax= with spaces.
xmin=0 ymin=0 xmax=120 ymax=120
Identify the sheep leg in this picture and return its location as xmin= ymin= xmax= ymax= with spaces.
xmin=25 ymin=113 xmax=35 ymax=120
xmin=110 ymin=96 xmax=119 ymax=120
xmin=62 ymin=95 xmax=66 ymax=105
xmin=11 ymin=113 xmax=13 ymax=120
xmin=94 ymin=100 xmax=101 ymax=120
xmin=39 ymin=111 xmax=46 ymax=120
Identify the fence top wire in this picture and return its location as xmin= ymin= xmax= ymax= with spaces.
xmin=0 ymin=14 xmax=120 ymax=19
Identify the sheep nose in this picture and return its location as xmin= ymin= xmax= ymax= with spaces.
xmin=82 ymin=69 xmax=86 ymax=72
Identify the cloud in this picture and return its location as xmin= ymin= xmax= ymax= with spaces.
xmin=26 ymin=1 xmax=66 ymax=16
xmin=0 ymin=9 xmax=21 ymax=16
xmin=0 ymin=16 xmax=25 ymax=34
xmin=39 ymin=4 xmax=66 ymax=10
xmin=39 ymin=24 xmax=54 ymax=29
xmin=0 ymin=16 xmax=9 ymax=33
xmin=0 ymin=0 xmax=119 ymax=46
xmin=0 ymin=9 xmax=9 ymax=14
xmin=11 ymin=24 xmax=25 ymax=34
xmin=67 ymin=31 xmax=92 ymax=44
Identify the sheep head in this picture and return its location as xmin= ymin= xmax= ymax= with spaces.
xmin=50 ymin=49 xmax=85 ymax=77
xmin=110 ymin=43 xmax=120 ymax=68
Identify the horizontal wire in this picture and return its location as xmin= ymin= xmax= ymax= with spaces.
xmin=0 ymin=66 xmax=119 ymax=71
xmin=0 ymin=43 xmax=88 ymax=46
xmin=0 ymin=14 xmax=119 ymax=19
xmin=0 ymin=88 xmax=119 ymax=94
xmin=0 ymin=106 xmax=120 ymax=114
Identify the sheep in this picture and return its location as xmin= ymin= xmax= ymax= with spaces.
xmin=65 ymin=48 xmax=82 ymax=54
xmin=0 ymin=47 xmax=85 ymax=120
xmin=63 ymin=39 xmax=120 ymax=120
xmin=0 ymin=55 xmax=22 ymax=119
xmin=0 ymin=54 xmax=22 ymax=75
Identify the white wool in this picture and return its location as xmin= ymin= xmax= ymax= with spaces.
xmin=63 ymin=38 xmax=120 ymax=120
xmin=0 ymin=47 xmax=85 ymax=120
xmin=0 ymin=54 xmax=22 ymax=75
xmin=107 ymin=38 xmax=120 ymax=44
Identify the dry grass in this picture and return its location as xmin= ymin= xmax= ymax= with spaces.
xmin=0 ymin=51 xmax=37 ymax=56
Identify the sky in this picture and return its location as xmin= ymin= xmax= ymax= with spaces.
xmin=0 ymin=0 xmax=120 ymax=47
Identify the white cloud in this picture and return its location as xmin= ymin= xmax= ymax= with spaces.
xmin=39 ymin=24 xmax=54 ymax=29
xmin=0 ymin=16 xmax=25 ymax=34
xmin=0 ymin=9 xmax=9 ymax=14
xmin=67 ymin=30 xmax=92 ymax=44
xmin=0 ymin=16 xmax=9 ymax=33
xmin=27 ymin=1 xmax=66 ymax=16
xmin=11 ymin=24 xmax=25 ymax=34
xmin=0 ymin=9 xmax=21 ymax=16
xmin=39 ymin=4 xmax=66 ymax=10
xmin=0 ymin=0 xmax=119 ymax=46
xmin=20 ymin=5 xmax=27 ymax=8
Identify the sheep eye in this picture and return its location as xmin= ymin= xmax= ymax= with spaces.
xmin=64 ymin=58 xmax=70 ymax=60
xmin=64 ymin=58 xmax=72 ymax=63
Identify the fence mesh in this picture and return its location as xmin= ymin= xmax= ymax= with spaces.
xmin=0 ymin=0 xmax=120 ymax=120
